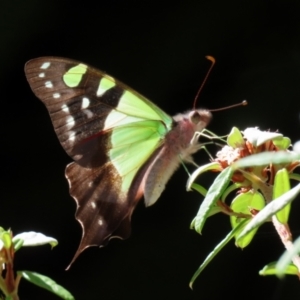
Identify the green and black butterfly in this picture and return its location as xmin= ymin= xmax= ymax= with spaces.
xmin=25 ymin=57 xmax=212 ymax=265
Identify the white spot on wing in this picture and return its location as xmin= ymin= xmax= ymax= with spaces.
xmin=81 ymin=97 xmax=90 ymax=109
xmin=53 ymin=93 xmax=60 ymax=98
xmin=66 ymin=116 xmax=75 ymax=127
xmin=61 ymin=104 xmax=69 ymax=113
xmin=39 ymin=73 xmax=45 ymax=78
xmin=68 ymin=131 xmax=76 ymax=142
xmin=98 ymin=219 xmax=103 ymax=226
xmin=40 ymin=62 xmax=50 ymax=69
xmin=83 ymin=109 xmax=93 ymax=119
xmin=45 ymin=81 xmax=53 ymax=88
xmin=65 ymin=117 xmax=75 ymax=131
xmin=90 ymin=202 xmax=96 ymax=209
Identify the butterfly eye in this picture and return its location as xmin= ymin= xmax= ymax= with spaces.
xmin=190 ymin=111 xmax=201 ymax=124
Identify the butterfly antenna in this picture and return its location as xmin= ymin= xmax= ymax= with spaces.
xmin=193 ymin=56 xmax=216 ymax=109
xmin=209 ymin=100 xmax=248 ymax=112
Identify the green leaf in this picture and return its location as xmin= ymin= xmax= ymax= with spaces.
xmin=191 ymin=167 xmax=233 ymax=233
xmin=1 ymin=232 xmax=12 ymax=249
xmin=273 ymin=137 xmax=291 ymax=150
xmin=189 ymin=219 xmax=248 ymax=288
xmin=18 ymin=271 xmax=74 ymax=300
xmin=237 ymin=183 xmax=300 ymax=240
xmin=230 ymin=191 xmax=265 ymax=248
xmin=232 ymin=151 xmax=300 ymax=170
xmin=13 ymin=232 xmax=58 ymax=248
xmin=190 ymin=183 xmax=207 ymax=197
xmin=259 ymin=262 xmax=299 ymax=276
xmin=227 ymin=127 xmax=244 ymax=148
xmin=220 ymin=182 xmax=244 ymax=202
xmin=191 ymin=183 xmax=223 ymax=217
xmin=276 ymin=236 xmax=300 ymax=277
xmin=273 ymin=168 xmax=291 ymax=223
xmin=289 ymin=173 xmax=300 ymax=181
xmin=186 ymin=162 xmax=222 ymax=191
xmin=13 ymin=238 xmax=24 ymax=252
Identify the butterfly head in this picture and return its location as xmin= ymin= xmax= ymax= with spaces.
xmin=173 ymin=109 xmax=212 ymax=133
xmin=189 ymin=109 xmax=212 ymax=132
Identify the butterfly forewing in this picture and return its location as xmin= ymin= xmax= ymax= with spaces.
xmin=25 ymin=57 xmax=173 ymax=167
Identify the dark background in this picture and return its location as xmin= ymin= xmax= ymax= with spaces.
xmin=2 ymin=1 xmax=300 ymax=299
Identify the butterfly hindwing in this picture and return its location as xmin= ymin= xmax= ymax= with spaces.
xmin=66 ymin=145 xmax=164 ymax=264
xmin=25 ymin=57 xmax=174 ymax=263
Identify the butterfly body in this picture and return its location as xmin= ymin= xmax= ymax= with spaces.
xmin=143 ymin=110 xmax=211 ymax=206
xmin=25 ymin=57 xmax=211 ymax=264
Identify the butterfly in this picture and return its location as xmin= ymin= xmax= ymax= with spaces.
xmin=25 ymin=57 xmax=212 ymax=265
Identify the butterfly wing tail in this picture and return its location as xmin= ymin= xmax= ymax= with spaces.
xmin=65 ymin=162 xmax=134 ymax=267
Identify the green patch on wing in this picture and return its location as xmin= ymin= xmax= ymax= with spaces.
xmin=110 ymin=120 xmax=167 ymax=192
xmin=97 ymin=76 xmax=116 ymax=96
xmin=63 ymin=64 xmax=88 ymax=87
xmin=104 ymin=110 xmax=144 ymax=129
xmin=102 ymin=80 xmax=173 ymax=194
xmin=118 ymin=90 xmax=172 ymax=128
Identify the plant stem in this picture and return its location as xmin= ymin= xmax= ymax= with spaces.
xmin=261 ymin=182 xmax=300 ymax=272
